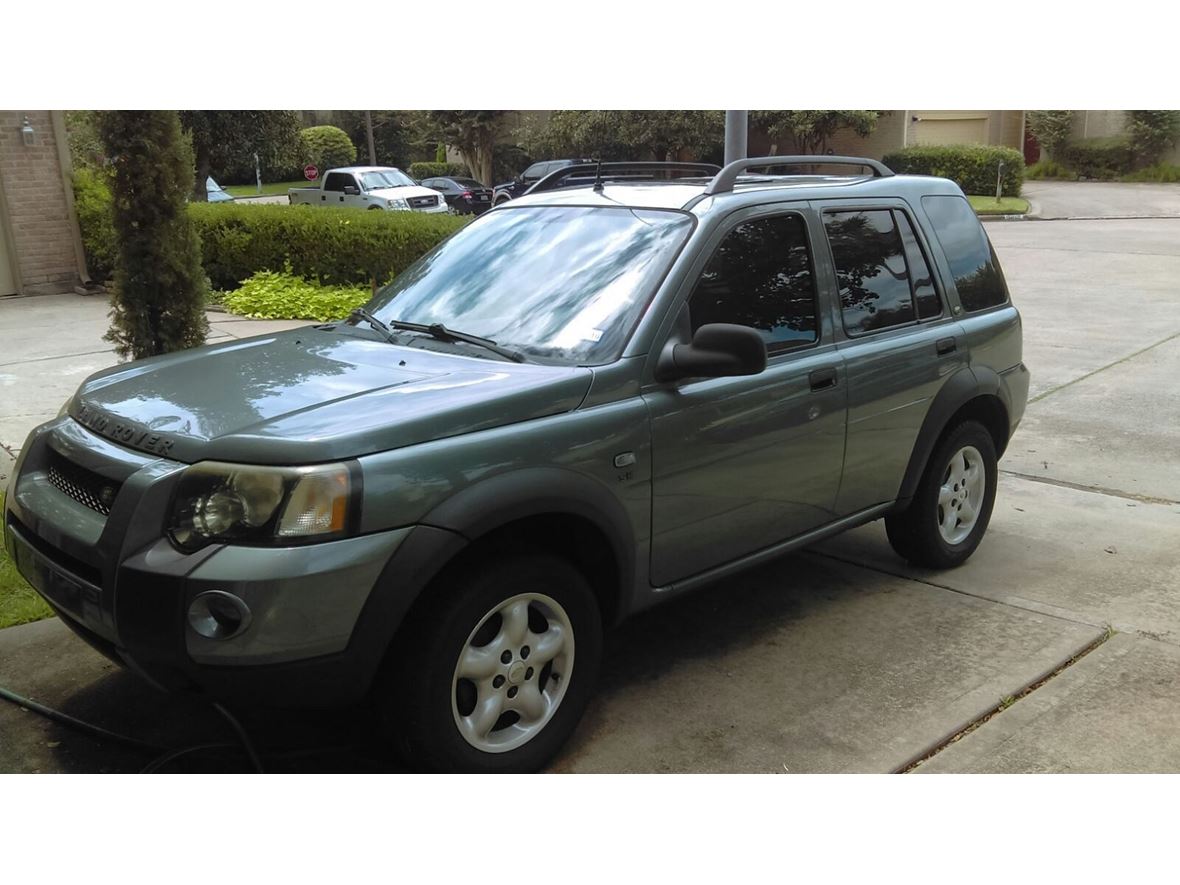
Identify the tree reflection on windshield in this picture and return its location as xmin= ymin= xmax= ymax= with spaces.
xmin=368 ymin=206 xmax=693 ymax=365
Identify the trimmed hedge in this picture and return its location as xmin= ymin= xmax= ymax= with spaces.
xmin=1024 ymin=159 xmax=1073 ymax=181
xmin=1057 ymin=137 xmax=1135 ymax=180
xmin=882 ymin=144 xmax=1024 ymax=197
xmin=189 ymin=203 xmax=469 ymax=290
xmin=408 ymin=161 xmax=470 ymax=180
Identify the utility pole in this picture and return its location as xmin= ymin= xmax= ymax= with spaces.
xmin=724 ymin=111 xmax=748 ymax=165
xmin=365 ymin=111 xmax=377 ymax=165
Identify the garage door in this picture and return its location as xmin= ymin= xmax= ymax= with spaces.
xmin=0 ymin=212 xmax=15 ymax=295
xmin=914 ymin=117 xmax=989 ymax=146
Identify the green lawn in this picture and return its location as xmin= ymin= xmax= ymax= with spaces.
xmin=967 ymin=195 xmax=1030 ymax=216
xmin=224 ymin=180 xmax=308 ymax=198
xmin=0 ymin=493 xmax=54 ymax=629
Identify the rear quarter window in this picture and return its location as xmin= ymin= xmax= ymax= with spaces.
xmin=921 ymin=195 xmax=1010 ymax=312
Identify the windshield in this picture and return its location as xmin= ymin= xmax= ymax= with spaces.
xmin=361 ymin=169 xmax=415 ymax=190
xmin=367 ymin=206 xmax=693 ymax=365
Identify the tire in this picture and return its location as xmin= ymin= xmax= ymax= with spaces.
xmin=377 ymin=553 xmax=603 ymax=773
xmin=885 ymin=420 xmax=998 ymax=569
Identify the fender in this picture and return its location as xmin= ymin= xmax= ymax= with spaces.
xmin=422 ymin=466 xmax=637 ymax=594
xmin=894 ymin=366 xmax=1009 ymax=507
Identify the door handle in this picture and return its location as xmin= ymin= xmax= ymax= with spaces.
xmin=809 ymin=367 xmax=838 ymax=392
xmin=936 ymin=337 xmax=957 ymax=356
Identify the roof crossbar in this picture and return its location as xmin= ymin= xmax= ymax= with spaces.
xmin=703 ymin=155 xmax=894 ymax=195
xmin=527 ymin=161 xmax=722 ymax=195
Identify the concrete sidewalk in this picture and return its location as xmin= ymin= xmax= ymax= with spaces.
xmin=0 ymin=294 xmax=307 ymax=484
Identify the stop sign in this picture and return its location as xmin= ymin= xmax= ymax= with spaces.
xmin=304 ymin=164 xmax=318 ymax=181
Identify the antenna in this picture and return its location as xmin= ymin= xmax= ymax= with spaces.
xmin=592 ymin=157 xmax=604 ymax=192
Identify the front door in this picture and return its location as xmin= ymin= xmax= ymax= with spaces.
xmin=645 ymin=207 xmax=847 ymax=586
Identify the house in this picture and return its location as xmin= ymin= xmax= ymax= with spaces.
xmin=0 ymin=111 xmax=88 ymax=297
xmin=747 ymin=110 xmax=1029 ymax=161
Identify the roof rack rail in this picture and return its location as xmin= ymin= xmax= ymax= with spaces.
xmin=703 ymin=155 xmax=894 ymax=196
xmin=527 ymin=161 xmax=722 ymax=195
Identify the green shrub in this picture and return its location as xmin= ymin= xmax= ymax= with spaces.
xmin=189 ymin=203 xmax=469 ymax=290
xmin=408 ymin=161 xmax=469 ymax=180
xmin=1057 ymin=137 xmax=1135 ymax=180
xmin=1024 ymin=159 xmax=1074 ymax=181
xmin=1126 ymin=110 xmax=1180 ymax=167
xmin=222 ymin=270 xmax=370 ymax=321
xmin=882 ymin=144 xmax=1024 ymax=197
xmin=300 ymin=125 xmax=357 ymax=173
xmin=72 ymin=166 xmax=117 ymax=281
xmin=1122 ymin=163 xmax=1180 ymax=183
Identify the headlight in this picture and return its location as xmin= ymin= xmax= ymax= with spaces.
xmin=387 ymin=197 xmax=409 ymax=209
xmin=168 ymin=461 xmax=354 ymax=551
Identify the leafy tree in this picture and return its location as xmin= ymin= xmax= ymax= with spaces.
xmin=299 ymin=125 xmax=359 ymax=173
xmin=421 ymin=111 xmax=509 ymax=188
xmin=1025 ymin=110 xmax=1074 ymax=160
xmin=752 ymin=111 xmax=881 ymax=155
xmin=523 ymin=111 xmax=724 ymax=161
xmin=1126 ymin=110 xmax=1180 ymax=167
xmin=65 ymin=110 xmax=105 ymax=170
xmin=336 ymin=111 xmax=414 ymax=169
xmin=178 ymin=111 xmax=302 ymax=199
xmin=97 ymin=111 xmax=209 ymax=359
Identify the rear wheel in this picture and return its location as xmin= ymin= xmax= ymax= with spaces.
xmin=885 ymin=420 xmax=998 ymax=569
xmin=378 ymin=553 xmax=602 ymax=772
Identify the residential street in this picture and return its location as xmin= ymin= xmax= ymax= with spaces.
xmin=1 ymin=214 xmax=1179 ymax=773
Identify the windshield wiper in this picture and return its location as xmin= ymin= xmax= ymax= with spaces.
xmin=349 ymin=309 xmax=527 ymax=363
xmin=349 ymin=307 xmax=399 ymax=344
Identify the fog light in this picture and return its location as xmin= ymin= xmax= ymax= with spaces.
xmin=187 ymin=590 xmax=252 ymax=640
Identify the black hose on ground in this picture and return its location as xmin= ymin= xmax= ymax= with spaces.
xmin=0 ymin=681 xmax=264 ymax=773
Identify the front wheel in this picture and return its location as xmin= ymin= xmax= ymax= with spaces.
xmin=885 ymin=420 xmax=998 ymax=569
xmin=378 ymin=553 xmax=603 ymax=772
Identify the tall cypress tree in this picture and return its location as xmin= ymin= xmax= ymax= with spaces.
xmin=98 ymin=111 xmax=209 ymax=359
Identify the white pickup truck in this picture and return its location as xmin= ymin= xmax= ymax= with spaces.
xmin=288 ymin=166 xmax=449 ymax=213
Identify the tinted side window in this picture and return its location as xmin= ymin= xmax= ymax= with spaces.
xmin=825 ymin=210 xmax=916 ymax=335
xmin=921 ymin=195 xmax=1009 ymax=312
xmin=895 ymin=211 xmax=942 ymax=320
xmin=323 ymin=172 xmax=351 ymax=192
xmin=689 ymin=214 xmax=818 ymax=352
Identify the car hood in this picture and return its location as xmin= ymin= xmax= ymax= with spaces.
xmin=69 ymin=329 xmax=593 ymax=464
xmin=366 ymin=185 xmax=443 ymax=200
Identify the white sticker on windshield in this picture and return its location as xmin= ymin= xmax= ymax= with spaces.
xmin=584 ymin=329 xmax=604 ymax=342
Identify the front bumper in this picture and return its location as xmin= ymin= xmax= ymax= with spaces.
xmin=4 ymin=417 xmax=463 ymax=706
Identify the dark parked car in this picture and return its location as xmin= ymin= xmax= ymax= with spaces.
xmin=420 ymin=176 xmax=494 ymax=215
xmin=6 ymin=157 xmax=1028 ymax=773
xmin=492 ymin=159 xmax=592 ymax=205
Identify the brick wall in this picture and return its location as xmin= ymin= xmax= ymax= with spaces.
xmin=0 ymin=111 xmax=81 ymax=295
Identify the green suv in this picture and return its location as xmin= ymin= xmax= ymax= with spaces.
xmin=4 ymin=157 xmax=1029 ymax=772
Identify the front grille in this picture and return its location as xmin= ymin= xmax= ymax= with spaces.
xmin=46 ymin=451 xmax=122 ymax=516
xmin=409 ymin=195 xmax=438 ymax=209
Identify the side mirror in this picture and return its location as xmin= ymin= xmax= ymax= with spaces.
xmin=343 ymin=185 xmax=359 ymax=196
xmin=656 ymin=323 xmax=767 ymax=382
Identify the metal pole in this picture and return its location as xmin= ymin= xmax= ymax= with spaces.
xmin=724 ymin=110 xmax=748 ymax=166
xmin=254 ymin=152 xmax=261 ymax=194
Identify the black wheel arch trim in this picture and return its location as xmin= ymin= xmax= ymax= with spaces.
xmin=894 ymin=366 xmax=1010 ymax=508
xmin=421 ymin=467 xmax=637 ymax=607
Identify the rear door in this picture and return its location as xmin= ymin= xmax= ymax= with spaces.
xmin=644 ymin=204 xmax=848 ymax=585
xmin=814 ymin=198 xmax=969 ymax=515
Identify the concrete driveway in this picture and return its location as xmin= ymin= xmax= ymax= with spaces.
xmin=1024 ymin=181 xmax=1180 ymax=219
xmin=2 ymin=219 xmax=1179 ymax=773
